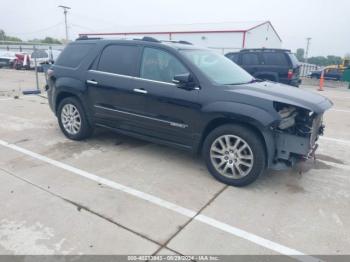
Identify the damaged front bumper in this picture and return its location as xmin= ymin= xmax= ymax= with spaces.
xmin=270 ymin=114 xmax=325 ymax=170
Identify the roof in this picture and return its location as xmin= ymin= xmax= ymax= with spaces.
xmin=79 ymin=21 xmax=282 ymax=41
xmin=75 ymin=37 xmax=204 ymax=50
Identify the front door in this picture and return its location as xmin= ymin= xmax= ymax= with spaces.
xmin=131 ymin=47 xmax=201 ymax=147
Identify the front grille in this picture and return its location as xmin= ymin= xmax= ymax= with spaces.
xmin=310 ymin=114 xmax=323 ymax=147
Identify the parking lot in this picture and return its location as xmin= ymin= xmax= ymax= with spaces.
xmin=0 ymin=69 xmax=350 ymax=260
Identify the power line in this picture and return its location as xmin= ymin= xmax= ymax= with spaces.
xmin=6 ymin=22 xmax=64 ymax=35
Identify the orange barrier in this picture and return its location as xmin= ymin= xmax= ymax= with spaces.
xmin=318 ymin=70 xmax=324 ymax=91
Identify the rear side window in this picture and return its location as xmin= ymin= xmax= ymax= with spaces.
xmin=227 ymin=53 xmax=240 ymax=63
xmin=55 ymin=43 xmax=93 ymax=68
xmin=98 ymin=45 xmax=139 ymax=76
xmin=241 ymin=53 xmax=259 ymax=65
xmin=262 ymin=52 xmax=288 ymax=66
xmin=288 ymin=53 xmax=300 ymax=66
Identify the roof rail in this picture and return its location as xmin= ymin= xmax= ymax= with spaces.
xmin=76 ymin=35 xmax=102 ymax=41
xmin=161 ymin=40 xmax=193 ymax=45
xmin=141 ymin=36 xmax=161 ymax=43
xmin=240 ymin=48 xmax=291 ymax=53
xmin=178 ymin=40 xmax=192 ymax=45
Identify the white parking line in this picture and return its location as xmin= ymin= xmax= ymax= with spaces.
xmin=0 ymin=139 xmax=318 ymax=262
xmin=321 ymin=136 xmax=350 ymax=146
xmin=0 ymin=98 xmax=13 ymax=101
xmin=330 ymin=109 xmax=350 ymax=113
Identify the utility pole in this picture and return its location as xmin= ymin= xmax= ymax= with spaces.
xmin=58 ymin=5 xmax=71 ymax=43
xmin=305 ymin=37 xmax=312 ymax=63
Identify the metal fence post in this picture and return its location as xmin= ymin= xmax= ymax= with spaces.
xmin=33 ymin=45 xmax=40 ymax=92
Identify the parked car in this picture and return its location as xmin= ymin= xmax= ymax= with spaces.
xmin=0 ymin=51 xmax=16 ymax=68
xmin=47 ymin=37 xmax=332 ymax=186
xmin=225 ymin=48 xmax=301 ymax=87
xmin=13 ymin=53 xmax=31 ymax=70
xmin=13 ymin=49 xmax=62 ymax=71
xmin=310 ymin=67 xmax=343 ymax=81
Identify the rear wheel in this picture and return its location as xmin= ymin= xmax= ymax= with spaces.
xmin=57 ymin=97 xmax=93 ymax=140
xmin=203 ymin=124 xmax=266 ymax=187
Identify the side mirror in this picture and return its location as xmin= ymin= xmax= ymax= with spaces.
xmin=172 ymin=73 xmax=196 ymax=90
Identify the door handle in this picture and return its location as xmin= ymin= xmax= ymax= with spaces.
xmin=133 ymin=88 xmax=148 ymax=94
xmin=87 ymin=80 xmax=98 ymax=85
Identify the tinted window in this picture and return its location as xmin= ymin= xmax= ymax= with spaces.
xmin=262 ymin=52 xmax=288 ymax=66
xmin=140 ymin=48 xmax=189 ymax=83
xmin=241 ymin=53 xmax=259 ymax=65
xmin=288 ymin=53 xmax=300 ymax=66
xmin=227 ymin=53 xmax=240 ymax=63
xmin=98 ymin=45 xmax=139 ymax=76
xmin=56 ymin=43 xmax=93 ymax=68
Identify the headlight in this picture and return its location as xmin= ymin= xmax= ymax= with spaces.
xmin=274 ymin=102 xmax=298 ymax=130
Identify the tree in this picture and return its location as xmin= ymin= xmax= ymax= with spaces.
xmin=326 ymin=55 xmax=342 ymax=65
xmin=42 ymin=37 xmax=62 ymax=44
xmin=28 ymin=37 xmax=62 ymax=44
xmin=0 ymin=29 xmax=22 ymax=42
xmin=296 ymin=48 xmax=305 ymax=62
xmin=308 ymin=56 xmax=328 ymax=66
xmin=0 ymin=29 xmax=5 ymax=41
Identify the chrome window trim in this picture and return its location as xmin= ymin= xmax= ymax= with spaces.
xmin=89 ymin=69 xmax=176 ymax=86
xmin=94 ymin=105 xmax=188 ymax=128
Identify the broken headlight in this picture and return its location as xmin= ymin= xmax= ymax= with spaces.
xmin=277 ymin=106 xmax=297 ymax=130
xmin=273 ymin=102 xmax=314 ymax=137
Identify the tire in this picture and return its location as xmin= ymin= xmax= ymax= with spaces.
xmin=57 ymin=97 xmax=93 ymax=140
xmin=202 ymin=124 xmax=266 ymax=187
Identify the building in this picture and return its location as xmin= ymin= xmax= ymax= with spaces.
xmin=79 ymin=21 xmax=282 ymax=54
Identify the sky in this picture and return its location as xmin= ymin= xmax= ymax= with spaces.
xmin=1 ymin=0 xmax=349 ymax=57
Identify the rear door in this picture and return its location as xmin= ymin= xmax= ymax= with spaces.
xmin=86 ymin=44 xmax=148 ymax=130
xmin=260 ymin=52 xmax=290 ymax=82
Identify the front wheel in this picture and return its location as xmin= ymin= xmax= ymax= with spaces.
xmin=203 ymin=124 xmax=266 ymax=187
xmin=57 ymin=97 xmax=93 ymax=140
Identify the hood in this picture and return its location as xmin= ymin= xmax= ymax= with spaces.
xmin=228 ymin=81 xmax=333 ymax=114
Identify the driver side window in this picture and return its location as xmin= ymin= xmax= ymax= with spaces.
xmin=140 ymin=47 xmax=189 ymax=83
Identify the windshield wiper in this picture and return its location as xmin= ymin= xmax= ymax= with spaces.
xmin=225 ymin=78 xmax=263 ymax=85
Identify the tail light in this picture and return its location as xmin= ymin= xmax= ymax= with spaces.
xmin=287 ymin=69 xmax=294 ymax=80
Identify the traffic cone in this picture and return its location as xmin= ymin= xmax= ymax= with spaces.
xmin=318 ymin=70 xmax=324 ymax=91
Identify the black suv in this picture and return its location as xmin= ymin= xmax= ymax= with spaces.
xmin=225 ymin=49 xmax=301 ymax=87
xmin=47 ymin=37 xmax=332 ymax=186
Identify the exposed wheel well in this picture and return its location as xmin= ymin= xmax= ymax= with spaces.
xmin=198 ymin=118 xmax=268 ymax=164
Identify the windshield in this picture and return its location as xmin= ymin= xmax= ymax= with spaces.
xmin=180 ymin=49 xmax=254 ymax=85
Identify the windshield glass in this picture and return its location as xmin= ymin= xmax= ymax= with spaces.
xmin=180 ymin=49 xmax=254 ymax=85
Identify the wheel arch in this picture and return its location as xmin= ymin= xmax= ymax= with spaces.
xmin=55 ymin=91 xmax=81 ymax=115
xmin=54 ymin=90 xmax=93 ymax=126
xmin=197 ymin=117 xmax=275 ymax=168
